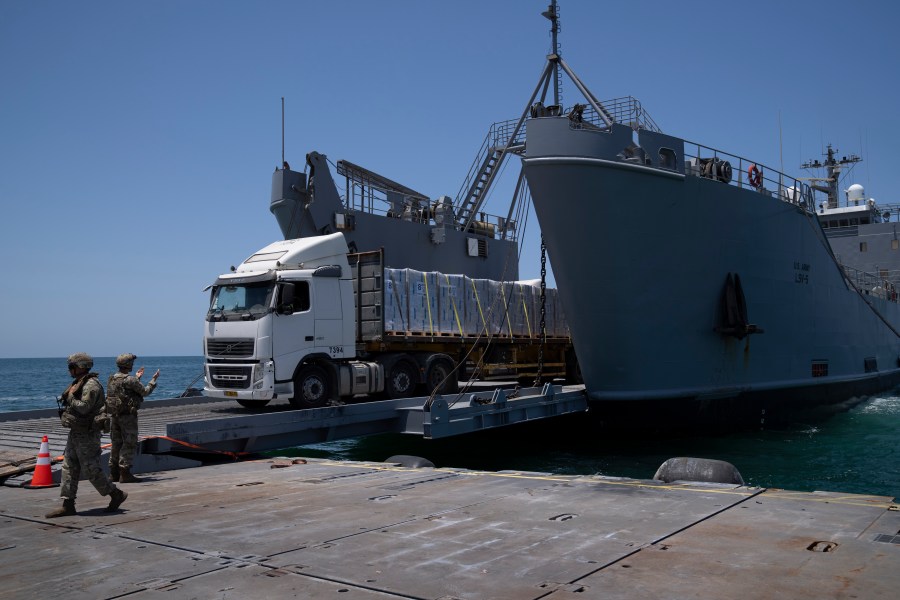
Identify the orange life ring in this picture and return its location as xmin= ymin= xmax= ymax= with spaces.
xmin=748 ymin=164 xmax=762 ymax=188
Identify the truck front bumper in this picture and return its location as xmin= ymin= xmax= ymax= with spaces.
xmin=204 ymin=360 xmax=276 ymax=401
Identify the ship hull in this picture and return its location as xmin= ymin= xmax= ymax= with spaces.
xmin=523 ymin=118 xmax=900 ymax=425
xmin=587 ymin=372 xmax=900 ymax=430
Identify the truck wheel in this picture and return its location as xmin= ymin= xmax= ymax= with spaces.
xmin=291 ymin=365 xmax=330 ymax=409
xmin=236 ymin=399 xmax=271 ymax=409
xmin=386 ymin=360 xmax=417 ymax=399
xmin=425 ymin=358 xmax=458 ymax=395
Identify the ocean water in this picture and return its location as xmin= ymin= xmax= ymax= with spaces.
xmin=1 ymin=357 xmax=897 ymax=499
xmin=278 ymin=393 xmax=900 ymax=500
xmin=0 ymin=356 xmax=205 ymax=413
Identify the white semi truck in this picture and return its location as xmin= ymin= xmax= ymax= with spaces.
xmin=203 ymin=233 xmax=577 ymax=409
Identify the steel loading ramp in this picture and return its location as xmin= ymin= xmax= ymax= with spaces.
xmin=144 ymin=384 xmax=588 ymax=455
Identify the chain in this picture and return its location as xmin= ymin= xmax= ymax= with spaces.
xmin=534 ymin=236 xmax=547 ymax=386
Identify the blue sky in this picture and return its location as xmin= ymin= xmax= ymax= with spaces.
xmin=2 ymin=0 xmax=897 ymax=358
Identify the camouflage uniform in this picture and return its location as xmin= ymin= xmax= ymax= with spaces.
xmin=47 ymin=352 xmax=126 ymax=518
xmin=107 ymin=367 xmax=156 ymax=473
xmin=107 ymin=353 xmax=159 ymax=483
xmin=59 ymin=373 xmax=114 ymax=500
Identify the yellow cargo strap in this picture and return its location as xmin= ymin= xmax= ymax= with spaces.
xmin=445 ymin=275 xmax=464 ymax=336
xmin=500 ymin=284 xmax=513 ymax=336
xmin=471 ymin=279 xmax=487 ymax=334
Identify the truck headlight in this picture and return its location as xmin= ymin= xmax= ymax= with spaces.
xmin=253 ymin=361 xmax=274 ymax=389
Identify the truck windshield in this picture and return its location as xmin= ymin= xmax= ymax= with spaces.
xmin=207 ymin=282 xmax=275 ymax=321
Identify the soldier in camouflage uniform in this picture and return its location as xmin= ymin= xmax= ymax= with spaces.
xmin=107 ymin=353 xmax=159 ymax=483
xmin=46 ymin=353 xmax=127 ymax=518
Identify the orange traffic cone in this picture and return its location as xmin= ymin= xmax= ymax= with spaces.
xmin=24 ymin=435 xmax=58 ymax=489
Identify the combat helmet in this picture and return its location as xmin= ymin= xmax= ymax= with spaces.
xmin=116 ymin=353 xmax=137 ymax=368
xmin=67 ymin=352 xmax=94 ymax=369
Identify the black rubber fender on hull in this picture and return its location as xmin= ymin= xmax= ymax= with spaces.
xmin=385 ymin=455 xmax=435 ymax=468
xmin=653 ymin=457 xmax=744 ymax=485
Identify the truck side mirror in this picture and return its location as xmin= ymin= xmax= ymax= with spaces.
xmin=278 ymin=282 xmax=295 ymax=314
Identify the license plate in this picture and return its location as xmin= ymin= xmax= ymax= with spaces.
xmin=224 ymin=391 xmax=237 ymax=397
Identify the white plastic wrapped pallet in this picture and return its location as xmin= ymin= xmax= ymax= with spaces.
xmin=382 ymin=268 xmax=569 ymax=338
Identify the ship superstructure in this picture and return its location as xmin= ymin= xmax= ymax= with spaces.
xmin=269 ymin=146 xmax=527 ymax=280
xmin=809 ymin=145 xmax=900 ymax=296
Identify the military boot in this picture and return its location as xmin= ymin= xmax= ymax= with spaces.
xmin=45 ymin=498 xmax=76 ymax=518
xmin=105 ymin=487 xmax=128 ymax=512
xmin=109 ymin=463 xmax=120 ymax=482
xmin=119 ymin=467 xmax=143 ymax=483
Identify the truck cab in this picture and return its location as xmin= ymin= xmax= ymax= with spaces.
xmin=204 ymin=234 xmax=356 ymax=408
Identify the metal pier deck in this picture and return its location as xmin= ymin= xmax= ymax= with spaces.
xmin=1 ymin=457 xmax=897 ymax=599
xmin=0 ymin=384 xmax=588 ymax=481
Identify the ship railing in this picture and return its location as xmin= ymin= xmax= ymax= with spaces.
xmin=454 ymin=96 xmax=661 ymax=219
xmin=683 ymin=141 xmax=817 ymax=213
xmin=339 ymin=186 xmax=517 ymax=242
xmin=335 ymin=152 xmax=516 ymax=241
xmin=822 ymin=224 xmax=860 ymax=238
xmin=872 ymin=203 xmax=900 ymax=223
xmin=841 ymin=265 xmax=900 ymax=302
xmin=578 ymin=97 xmax=662 ymax=132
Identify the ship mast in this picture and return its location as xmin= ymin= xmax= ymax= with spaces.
xmin=542 ymin=0 xmax=561 ymax=106
xmin=455 ymin=1 xmax=614 ymax=232
xmin=801 ymin=144 xmax=861 ymax=209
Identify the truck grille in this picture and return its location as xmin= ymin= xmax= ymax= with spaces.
xmin=209 ymin=366 xmax=252 ymax=389
xmin=207 ymin=339 xmax=255 ymax=358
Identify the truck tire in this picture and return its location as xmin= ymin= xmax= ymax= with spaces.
xmin=236 ymin=399 xmax=271 ymax=410
xmin=291 ymin=365 xmax=330 ymax=409
xmin=424 ymin=358 xmax=459 ymax=395
xmin=386 ymin=360 xmax=417 ymax=399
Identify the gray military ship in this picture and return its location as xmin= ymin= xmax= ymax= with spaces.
xmin=266 ymin=2 xmax=900 ymax=427
xmin=513 ymin=2 xmax=900 ymax=426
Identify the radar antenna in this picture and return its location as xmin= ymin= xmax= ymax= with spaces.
xmin=801 ymin=144 xmax=862 ymax=209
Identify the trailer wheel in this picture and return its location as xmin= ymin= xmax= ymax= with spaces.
xmin=236 ymin=399 xmax=271 ymax=410
xmin=386 ymin=360 xmax=417 ymax=399
xmin=291 ymin=365 xmax=330 ymax=409
xmin=425 ymin=358 xmax=459 ymax=395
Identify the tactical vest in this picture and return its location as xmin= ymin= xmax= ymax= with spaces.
xmin=107 ymin=372 xmax=142 ymax=415
xmin=60 ymin=373 xmax=105 ymax=432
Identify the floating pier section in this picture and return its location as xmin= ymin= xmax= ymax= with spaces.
xmin=1 ymin=456 xmax=897 ymax=598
